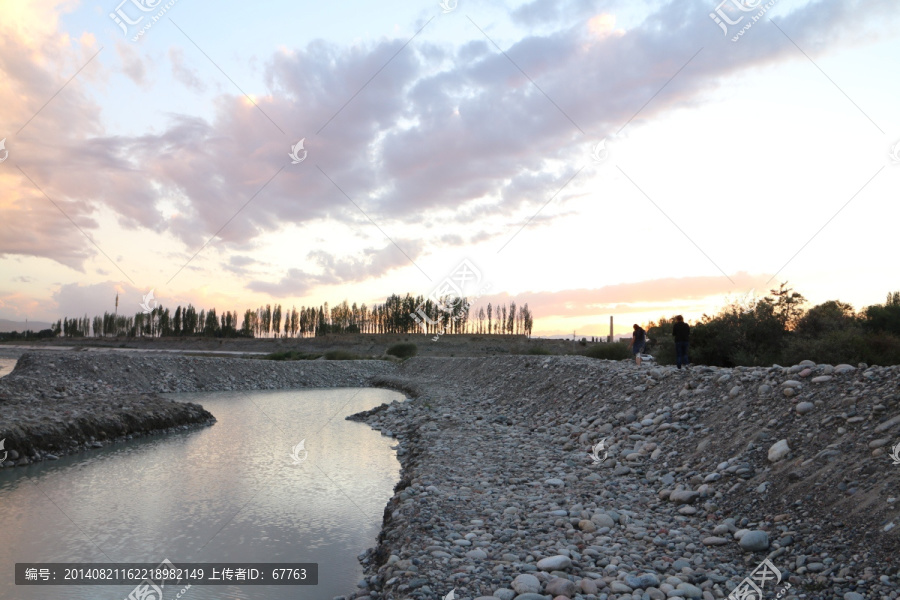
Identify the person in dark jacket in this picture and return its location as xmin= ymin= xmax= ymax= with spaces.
xmin=672 ymin=315 xmax=690 ymax=369
xmin=628 ymin=324 xmax=647 ymax=366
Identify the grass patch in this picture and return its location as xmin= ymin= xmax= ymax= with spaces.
xmin=583 ymin=342 xmax=632 ymax=361
xmin=387 ymin=342 xmax=418 ymax=359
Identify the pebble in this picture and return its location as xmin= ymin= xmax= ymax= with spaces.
xmin=739 ymin=530 xmax=769 ymax=551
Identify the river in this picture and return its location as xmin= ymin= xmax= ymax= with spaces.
xmin=0 ymin=387 xmax=403 ymax=599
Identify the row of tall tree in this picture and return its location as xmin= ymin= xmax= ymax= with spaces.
xmin=49 ymin=294 xmax=535 ymax=338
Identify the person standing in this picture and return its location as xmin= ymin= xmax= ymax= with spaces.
xmin=673 ymin=315 xmax=690 ymax=369
xmin=628 ymin=324 xmax=646 ymax=366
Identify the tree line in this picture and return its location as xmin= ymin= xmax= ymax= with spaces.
xmin=34 ymin=293 xmax=534 ymax=339
xmin=645 ymin=283 xmax=900 ymax=367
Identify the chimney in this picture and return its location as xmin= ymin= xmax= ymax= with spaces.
xmin=608 ymin=316 xmax=613 ymax=343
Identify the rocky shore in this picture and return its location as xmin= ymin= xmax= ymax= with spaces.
xmin=348 ymin=356 xmax=900 ymax=600
xmin=1 ymin=351 xmax=899 ymax=600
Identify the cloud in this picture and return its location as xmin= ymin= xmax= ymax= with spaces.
xmin=246 ymin=239 xmax=425 ymax=296
xmin=472 ymin=271 xmax=773 ymax=319
xmin=116 ymin=41 xmax=148 ymax=87
xmin=169 ymin=47 xmax=206 ymax=91
xmin=3 ymin=0 xmax=899 ymax=272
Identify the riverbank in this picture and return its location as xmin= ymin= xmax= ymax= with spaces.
xmin=0 ymin=351 xmax=395 ymax=463
xmin=2 ymin=352 xmax=898 ymax=599
xmin=348 ymin=356 xmax=900 ymax=600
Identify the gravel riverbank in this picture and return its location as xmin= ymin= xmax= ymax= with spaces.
xmin=348 ymin=356 xmax=900 ymax=600
xmin=1 ymin=352 xmax=898 ymax=600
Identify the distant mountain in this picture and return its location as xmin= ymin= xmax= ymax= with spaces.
xmin=0 ymin=319 xmax=53 ymax=332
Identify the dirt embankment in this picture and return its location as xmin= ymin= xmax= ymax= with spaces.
xmin=0 ymin=332 xmax=585 ymax=357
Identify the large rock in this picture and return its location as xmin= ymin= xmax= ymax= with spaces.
xmin=739 ymin=530 xmax=770 ymax=551
xmin=768 ymin=440 xmax=790 ymax=462
xmin=545 ymin=577 xmax=576 ymax=597
xmin=511 ymin=573 xmax=542 ymax=594
xmin=536 ymin=555 xmax=572 ymax=571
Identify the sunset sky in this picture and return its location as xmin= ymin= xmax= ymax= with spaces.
xmin=1 ymin=0 xmax=898 ymax=338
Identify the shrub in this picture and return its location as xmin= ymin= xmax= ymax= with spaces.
xmin=583 ymin=342 xmax=631 ymax=361
xmin=387 ymin=342 xmax=418 ymax=359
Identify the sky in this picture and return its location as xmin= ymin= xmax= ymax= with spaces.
xmin=1 ymin=0 xmax=899 ymax=338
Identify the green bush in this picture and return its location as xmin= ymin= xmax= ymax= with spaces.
xmin=386 ymin=342 xmax=418 ymax=359
xmin=583 ymin=342 xmax=631 ymax=361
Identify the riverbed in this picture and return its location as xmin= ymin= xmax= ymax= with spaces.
xmin=0 ymin=387 xmax=403 ymax=600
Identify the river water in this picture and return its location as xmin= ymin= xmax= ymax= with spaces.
xmin=0 ymin=387 xmax=404 ymax=600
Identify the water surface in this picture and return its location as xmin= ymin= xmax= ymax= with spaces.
xmin=0 ymin=387 xmax=402 ymax=599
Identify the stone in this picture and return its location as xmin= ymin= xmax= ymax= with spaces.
xmin=536 ymin=555 xmax=572 ymax=571
xmin=578 ymin=519 xmax=597 ymax=532
xmin=579 ymin=578 xmax=599 ymax=595
xmin=739 ymin=530 xmax=769 ymax=551
xmin=677 ymin=582 xmax=703 ymax=598
xmin=591 ymin=513 xmax=616 ymax=528
xmin=768 ymin=440 xmax=790 ymax=462
xmin=545 ymin=577 xmax=576 ymax=597
xmin=834 ymin=364 xmax=856 ymax=374
xmin=702 ymin=536 xmax=729 ymax=546
xmin=669 ymin=490 xmax=700 ymax=504
xmin=544 ymin=478 xmax=565 ymax=486
xmin=875 ymin=414 xmax=900 ymax=433
xmin=796 ymin=402 xmax=815 ymax=415
xmin=781 ymin=380 xmax=802 ymax=388
xmin=783 ymin=387 xmax=795 ymax=397
xmin=493 ymin=589 xmax=515 ymax=600
xmin=466 ymin=549 xmax=487 ymax=560
xmin=609 ymin=581 xmax=634 ymax=593
xmin=811 ymin=375 xmax=833 ymax=383
xmin=511 ymin=573 xmax=542 ymax=594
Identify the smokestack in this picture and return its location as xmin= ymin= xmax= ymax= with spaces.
xmin=608 ymin=316 xmax=613 ymax=343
